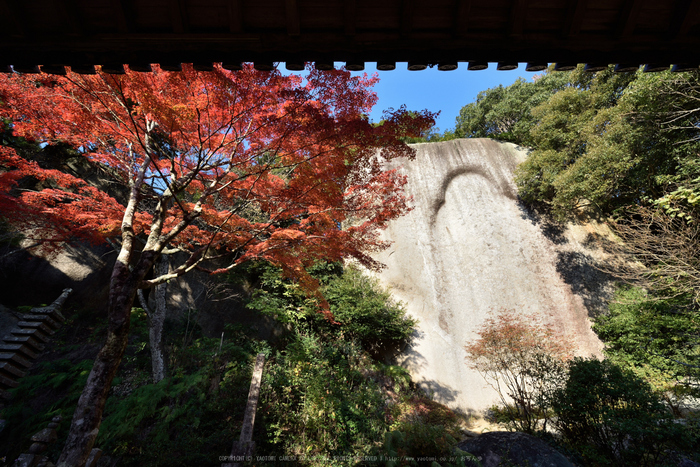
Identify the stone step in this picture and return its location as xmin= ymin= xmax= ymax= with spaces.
xmin=0 ymin=373 xmax=18 ymax=389
xmin=0 ymin=343 xmax=38 ymax=361
xmin=17 ymin=321 xmax=55 ymax=336
xmin=0 ymin=387 xmax=12 ymax=400
xmin=33 ymin=307 xmax=66 ymax=323
xmin=2 ymin=335 xmax=45 ymax=353
xmin=10 ymin=328 xmax=50 ymax=343
xmin=21 ymin=314 xmax=61 ymax=330
xmin=0 ymin=361 xmax=26 ymax=379
xmin=0 ymin=352 xmax=32 ymax=369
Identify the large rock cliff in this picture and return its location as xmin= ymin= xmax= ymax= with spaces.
xmin=370 ymin=138 xmax=615 ymax=414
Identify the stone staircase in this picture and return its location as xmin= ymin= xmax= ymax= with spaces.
xmin=0 ymin=288 xmax=72 ymax=400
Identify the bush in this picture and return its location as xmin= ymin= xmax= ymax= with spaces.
xmin=247 ymin=262 xmax=416 ymax=356
xmin=96 ymin=319 xmax=263 ymax=466
xmin=464 ymin=309 xmax=573 ymax=433
xmin=259 ymin=332 xmax=389 ymax=465
xmin=0 ymin=358 xmax=93 ymax=462
xmin=552 ymin=358 xmax=692 ymax=466
xmin=593 ymin=285 xmax=700 ymax=414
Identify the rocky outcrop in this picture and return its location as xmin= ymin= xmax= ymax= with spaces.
xmin=0 ymin=242 xmax=280 ymax=341
xmin=0 ymin=241 xmax=113 ymax=314
xmin=457 ymin=432 xmax=576 ymax=467
xmin=370 ymin=139 xmax=617 ymax=413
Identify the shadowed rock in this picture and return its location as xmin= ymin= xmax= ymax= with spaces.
xmin=457 ymin=432 xmax=575 ymax=467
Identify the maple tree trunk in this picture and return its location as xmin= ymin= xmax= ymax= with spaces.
xmin=149 ymin=254 xmax=168 ymax=383
xmin=57 ymin=260 xmax=138 ymax=467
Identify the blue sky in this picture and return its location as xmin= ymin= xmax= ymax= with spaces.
xmin=352 ymin=63 xmax=538 ymax=132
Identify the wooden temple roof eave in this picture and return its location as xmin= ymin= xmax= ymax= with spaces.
xmin=0 ymin=0 xmax=699 ymax=72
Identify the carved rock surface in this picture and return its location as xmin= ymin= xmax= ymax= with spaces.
xmin=370 ymin=139 xmax=615 ymax=413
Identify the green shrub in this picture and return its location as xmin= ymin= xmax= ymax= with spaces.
xmin=259 ymin=332 xmax=388 ymax=465
xmin=0 ymin=358 xmax=92 ymax=462
xmin=593 ymin=285 xmax=700 ymax=412
xmin=322 ymin=265 xmax=416 ymax=354
xmin=247 ymin=262 xmax=416 ymax=356
xmin=552 ymin=358 xmax=692 ymax=466
xmin=95 ymin=315 xmax=263 ymax=466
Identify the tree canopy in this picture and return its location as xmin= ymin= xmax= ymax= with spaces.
xmin=0 ymin=64 xmax=434 ymax=465
xmin=454 ymin=72 xmax=573 ymax=146
xmin=512 ymin=67 xmax=700 ymax=220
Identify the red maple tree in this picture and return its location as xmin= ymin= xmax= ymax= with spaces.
xmin=0 ymin=64 xmax=434 ymax=466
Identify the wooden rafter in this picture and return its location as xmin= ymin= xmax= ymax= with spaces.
xmin=228 ymin=0 xmax=244 ymax=34
xmin=0 ymin=0 xmax=28 ymax=37
xmin=616 ymin=0 xmax=643 ymax=39
xmin=110 ymin=0 xmax=133 ymax=34
xmin=0 ymin=1 xmax=698 ymax=68
xmin=344 ymin=0 xmax=357 ymax=36
xmin=169 ymin=0 xmax=188 ymax=34
xmin=454 ymin=0 xmax=472 ymax=37
xmin=669 ymin=0 xmax=699 ymax=40
xmin=562 ymin=0 xmax=587 ymax=38
xmin=57 ymin=0 xmax=84 ymax=36
xmin=509 ymin=0 xmax=528 ymax=38
xmin=285 ymin=0 xmax=300 ymax=36
xmin=401 ymin=0 xmax=415 ymax=36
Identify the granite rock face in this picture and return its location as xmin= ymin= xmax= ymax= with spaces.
xmin=457 ymin=432 xmax=576 ymax=467
xmin=370 ymin=139 xmax=616 ymax=413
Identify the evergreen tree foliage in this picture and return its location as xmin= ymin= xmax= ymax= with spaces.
xmin=247 ymin=261 xmax=416 ymax=356
xmin=552 ymin=358 xmax=694 ymax=466
xmin=454 ymin=71 xmax=574 ymax=146
xmin=513 ymin=67 xmax=700 ymax=219
xmin=593 ymin=286 xmax=700 ymax=411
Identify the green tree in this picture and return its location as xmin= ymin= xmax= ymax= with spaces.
xmin=515 ymin=68 xmax=700 ymax=219
xmin=454 ymin=71 xmax=573 ymax=146
xmin=593 ymin=286 xmax=700 ymax=414
xmin=514 ymin=66 xmax=640 ymax=217
xmin=552 ymin=358 xmax=692 ymax=466
xmin=247 ymin=262 xmax=416 ymax=356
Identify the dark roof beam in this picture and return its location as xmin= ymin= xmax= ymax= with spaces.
xmin=454 ymin=0 xmax=472 ymax=37
xmin=669 ymin=0 xmax=698 ymax=40
xmin=344 ymin=0 xmax=356 ymax=36
xmin=228 ymin=0 xmax=244 ymax=33
xmin=525 ymin=63 xmax=548 ymax=71
xmin=285 ymin=0 xmax=300 ymax=36
xmin=56 ymin=0 xmax=85 ymax=36
xmin=110 ymin=0 xmax=134 ymax=33
xmin=169 ymin=0 xmax=188 ymax=34
xmin=345 ymin=60 xmax=364 ymax=71
xmin=616 ymin=0 xmax=642 ymax=39
xmin=561 ymin=0 xmax=587 ymax=39
xmin=0 ymin=0 xmax=29 ymax=37
xmin=401 ymin=0 xmax=415 ymax=37
xmin=583 ymin=63 xmax=607 ymax=72
xmin=468 ymin=62 xmax=488 ymax=70
xmin=509 ymin=0 xmax=528 ymax=38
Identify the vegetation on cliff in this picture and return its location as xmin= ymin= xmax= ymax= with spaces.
xmin=0 ymin=262 xmax=466 ymax=466
xmin=456 ymin=65 xmax=700 ymax=465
